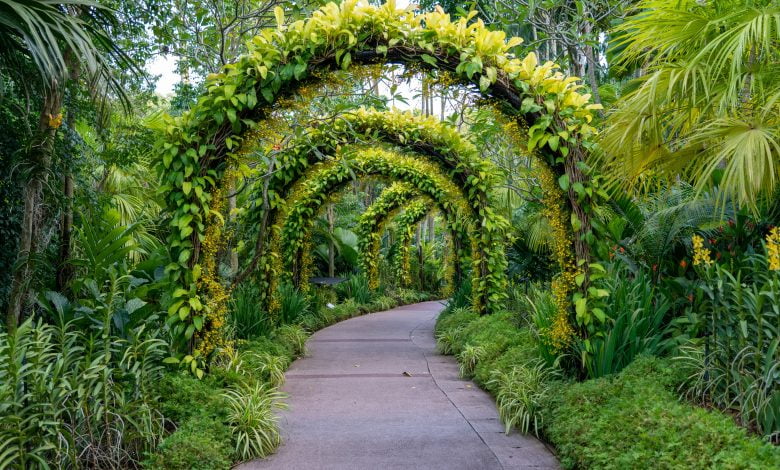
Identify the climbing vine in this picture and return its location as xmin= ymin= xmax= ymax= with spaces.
xmin=157 ymin=1 xmax=603 ymax=357
xmin=393 ymin=198 xmax=435 ymax=288
xmin=355 ymin=181 xmax=467 ymax=291
xmin=356 ymin=182 xmax=419 ymax=290
xmin=269 ymin=148 xmax=487 ymax=313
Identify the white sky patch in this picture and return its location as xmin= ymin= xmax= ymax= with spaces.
xmin=146 ymin=54 xmax=179 ymax=96
xmin=145 ymin=1 xmax=420 ymax=96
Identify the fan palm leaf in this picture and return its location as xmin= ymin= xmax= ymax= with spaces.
xmin=599 ymin=0 xmax=780 ymax=212
xmin=0 ymin=0 xmax=136 ymax=107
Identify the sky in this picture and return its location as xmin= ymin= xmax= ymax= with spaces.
xmin=146 ymin=54 xmax=178 ymax=96
xmin=144 ymin=0 xmax=414 ymax=96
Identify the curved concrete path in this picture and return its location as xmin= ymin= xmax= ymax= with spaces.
xmin=240 ymin=301 xmax=559 ymax=470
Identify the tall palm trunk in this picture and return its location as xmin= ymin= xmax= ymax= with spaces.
xmin=7 ymin=82 xmax=64 ymax=330
xmin=56 ymin=55 xmax=81 ymax=290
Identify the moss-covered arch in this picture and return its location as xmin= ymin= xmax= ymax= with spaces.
xmin=269 ymin=147 xmax=484 ymax=313
xmin=355 ymin=182 xmax=466 ymax=291
xmin=158 ymin=2 xmax=604 ymax=362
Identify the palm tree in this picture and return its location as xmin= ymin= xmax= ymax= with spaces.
xmin=1 ymin=0 xmax=134 ymax=330
xmin=598 ymin=0 xmax=780 ymax=212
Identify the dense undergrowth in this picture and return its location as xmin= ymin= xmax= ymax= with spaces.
xmin=146 ymin=286 xmax=432 ymax=469
xmin=435 ymin=299 xmax=780 ymax=469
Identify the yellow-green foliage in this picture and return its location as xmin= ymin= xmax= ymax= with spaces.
xmin=356 ymin=182 xmax=419 ymax=290
xmin=248 ymin=107 xmax=509 ymax=316
xmin=393 ymin=198 xmax=436 ymax=287
xmin=158 ymin=1 xmax=601 ymax=356
xmin=270 ymin=148 xmax=500 ymax=314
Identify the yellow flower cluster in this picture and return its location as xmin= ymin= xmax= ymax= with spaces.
xmin=692 ymin=234 xmax=713 ymax=267
xmin=441 ymin=233 xmax=456 ymax=297
xmin=194 ymin=169 xmax=238 ymax=357
xmin=538 ymin=160 xmax=577 ymax=350
xmin=766 ymin=227 xmax=780 ymax=271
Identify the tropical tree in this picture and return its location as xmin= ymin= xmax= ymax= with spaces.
xmin=599 ymin=0 xmax=780 ymax=212
xmin=1 ymin=0 xmax=135 ymax=329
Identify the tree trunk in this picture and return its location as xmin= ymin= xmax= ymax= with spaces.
xmin=416 ymin=223 xmax=424 ymax=289
xmin=7 ymin=83 xmax=64 ymax=330
xmin=55 ymin=173 xmax=74 ymax=290
xmin=582 ymin=21 xmax=603 ymax=114
xmin=56 ymin=56 xmax=81 ymax=291
xmin=327 ymin=203 xmax=335 ymax=277
xmin=583 ymin=43 xmax=603 ymax=113
xmin=228 ymin=181 xmax=238 ymax=275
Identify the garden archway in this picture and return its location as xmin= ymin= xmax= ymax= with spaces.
xmin=355 ymin=182 xmax=465 ymax=291
xmin=158 ymin=1 xmax=602 ymax=359
xmin=268 ymin=147 xmax=485 ymax=315
xmin=391 ymin=198 xmax=440 ymax=289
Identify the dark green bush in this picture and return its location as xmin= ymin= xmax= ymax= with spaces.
xmin=155 ymin=373 xmax=229 ymax=425
xmin=144 ymin=416 xmax=232 ymax=470
xmin=544 ymin=356 xmax=780 ymax=469
xmin=228 ymin=283 xmax=273 ymax=339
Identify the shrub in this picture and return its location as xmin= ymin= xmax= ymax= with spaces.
xmin=473 ymin=332 xmax=539 ymax=390
xmin=143 ymin=415 xmax=232 ymax=470
xmin=525 ymin=285 xmax=560 ymax=366
xmin=223 ymin=383 xmax=287 ymax=461
xmin=244 ymin=352 xmax=288 ymax=387
xmin=274 ymin=324 xmax=309 ymax=358
xmin=369 ymin=295 xmax=395 ymax=311
xmin=448 ymin=277 xmax=471 ymax=309
xmin=277 ymin=283 xmax=310 ymax=325
xmin=578 ymin=268 xmax=672 ymax=379
xmin=155 ymin=373 xmax=229 ymax=425
xmin=457 ymin=344 xmax=486 ymax=377
xmin=436 ymin=327 xmax=463 ymax=355
xmin=488 ymin=360 xmax=559 ymax=437
xmin=0 ymin=316 xmax=166 ymax=469
xmin=435 ymin=306 xmax=478 ymax=340
xmin=336 ymin=274 xmax=372 ymax=304
xmin=679 ymin=257 xmax=780 ymax=439
xmin=544 ymin=356 xmax=780 ymax=469
xmin=228 ymin=283 xmax=273 ymax=339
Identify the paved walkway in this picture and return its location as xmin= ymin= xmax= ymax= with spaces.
xmin=240 ymin=301 xmax=559 ymax=470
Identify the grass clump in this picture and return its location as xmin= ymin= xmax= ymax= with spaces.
xmin=223 ymin=383 xmax=287 ymax=461
xmin=489 ymin=360 xmax=559 ymax=437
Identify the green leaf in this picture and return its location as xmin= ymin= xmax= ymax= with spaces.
xmin=341 ymin=51 xmax=351 ymax=69
xmin=479 ymin=75 xmax=491 ymax=92
xmin=571 ymin=212 xmax=582 ymax=231
xmin=592 ymin=308 xmax=606 ymax=323
xmin=558 ymin=174 xmax=570 ymax=191
xmin=421 ymin=54 xmax=437 ymax=66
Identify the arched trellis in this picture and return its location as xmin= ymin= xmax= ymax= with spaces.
xmin=158 ymin=2 xmax=603 ymax=360
xmin=393 ymin=198 xmax=438 ymax=289
xmin=238 ymin=108 xmax=505 ymax=305
xmin=269 ymin=147 xmax=484 ymax=313
xmin=355 ymin=182 xmax=466 ymax=291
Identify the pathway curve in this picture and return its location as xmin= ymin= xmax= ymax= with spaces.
xmin=240 ymin=301 xmax=559 ymax=470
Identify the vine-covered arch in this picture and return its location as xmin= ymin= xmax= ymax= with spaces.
xmin=393 ymin=198 xmax=438 ymax=288
xmin=238 ymin=107 xmax=504 ymax=290
xmin=239 ymin=107 xmax=509 ymax=319
xmin=158 ymin=1 xmax=603 ymax=361
xmin=269 ymin=148 xmax=484 ymax=312
xmin=355 ymin=182 xmax=465 ymax=291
